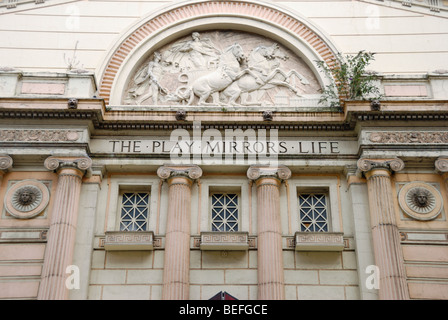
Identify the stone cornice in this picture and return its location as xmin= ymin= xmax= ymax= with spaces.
xmin=364 ymin=0 xmax=448 ymax=14
xmin=0 ymin=0 xmax=46 ymax=10
xmin=1 ymin=99 xmax=448 ymax=132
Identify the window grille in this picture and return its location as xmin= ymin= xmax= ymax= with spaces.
xmin=211 ymin=193 xmax=239 ymax=232
xmin=119 ymin=192 xmax=149 ymax=231
xmin=299 ymin=193 xmax=329 ymax=232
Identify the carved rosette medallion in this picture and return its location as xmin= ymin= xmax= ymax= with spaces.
xmin=398 ymin=182 xmax=443 ymax=221
xmin=4 ymin=180 xmax=50 ymax=219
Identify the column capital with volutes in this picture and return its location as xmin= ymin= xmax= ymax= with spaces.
xmin=247 ymin=165 xmax=291 ymax=182
xmin=157 ymin=165 xmax=203 ymax=181
xmin=435 ymin=157 xmax=448 ymax=173
xmin=44 ymin=155 xmax=92 ymax=176
xmin=357 ymin=158 xmax=405 ymax=178
xmin=0 ymin=154 xmax=13 ymax=173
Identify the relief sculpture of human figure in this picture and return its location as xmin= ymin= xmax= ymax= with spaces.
xmin=412 ymin=188 xmax=430 ymax=208
xmin=163 ymin=32 xmax=221 ymax=72
xmin=125 ymin=51 xmax=168 ymax=105
xmin=124 ymin=31 xmax=315 ymax=106
xmin=222 ymin=43 xmax=310 ymax=105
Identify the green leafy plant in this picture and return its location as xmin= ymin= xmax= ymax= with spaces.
xmin=316 ymin=51 xmax=383 ymax=109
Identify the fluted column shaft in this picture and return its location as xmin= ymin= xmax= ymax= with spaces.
xmin=247 ymin=165 xmax=291 ymax=300
xmin=256 ymin=177 xmax=284 ymax=300
xmin=38 ymin=156 xmax=91 ymax=300
xmin=38 ymin=167 xmax=84 ymax=300
xmin=360 ymin=159 xmax=409 ymax=300
xmin=158 ymin=165 xmax=202 ymax=300
xmin=162 ymin=175 xmax=193 ymax=300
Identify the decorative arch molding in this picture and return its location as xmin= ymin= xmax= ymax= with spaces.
xmin=98 ymin=0 xmax=339 ymax=105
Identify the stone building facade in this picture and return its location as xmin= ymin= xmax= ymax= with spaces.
xmin=0 ymin=0 xmax=448 ymax=300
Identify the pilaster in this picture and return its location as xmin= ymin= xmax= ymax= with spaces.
xmin=157 ymin=165 xmax=202 ymax=300
xmin=38 ymin=156 xmax=92 ymax=300
xmin=357 ymin=158 xmax=409 ymax=300
xmin=247 ymin=165 xmax=291 ymax=300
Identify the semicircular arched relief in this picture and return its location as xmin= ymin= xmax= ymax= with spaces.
xmin=122 ymin=30 xmax=322 ymax=108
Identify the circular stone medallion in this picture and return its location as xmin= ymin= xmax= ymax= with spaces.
xmin=4 ymin=180 xmax=50 ymax=219
xmin=398 ymin=182 xmax=443 ymax=221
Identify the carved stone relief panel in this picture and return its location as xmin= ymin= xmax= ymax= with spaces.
xmin=123 ymin=30 xmax=321 ymax=107
xmin=398 ymin=182 xmax=444 ymax=221
xmin=3 ymin=179 xmax=50 ymax=219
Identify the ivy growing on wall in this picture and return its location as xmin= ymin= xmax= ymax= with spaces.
xmin=316 ymin=51 xmax=383 ymax=109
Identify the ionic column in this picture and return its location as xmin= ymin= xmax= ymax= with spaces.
xmin=0 ymin=155 xmax=13 ymax=186
xmin=357 ymin=158 xmax=409 ymax=300
xmin=247 ymin=165 xmax=291 ymax=300
xmin=435 ymin=158 xmax=448 ymax=193
xmin=38 ymin=156 xmax=92 ymax=300
xmin=157 ymin=165 xmax=202 ymax=300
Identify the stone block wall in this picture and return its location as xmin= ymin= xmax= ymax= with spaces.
xmin=284 ymin=251 xmax=359 ymax=300
xmin=88 ymin=250 xmax=164 ymax=300
xmin=87 ymin=248 xmax=360 ymax=300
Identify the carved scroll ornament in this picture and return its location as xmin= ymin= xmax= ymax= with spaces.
xmin=44 ymin=156 xmax=92 ymax=172
xmin=0 ymin=155 xmax=13 ymax=171
xmin=369 ymin=132 xmax=448 ymax=144
xmin=157 ymin=165 xmax=203 ymax=180
xmin=0 ymin=130 xmax=79 ymax=142
xmin=435 ymin=158 xmax=448 ymax=172
xmin=357 ymin=158 xmax=405 ymax=173
xmin=247 ymin=165 xmax=291 ymax=181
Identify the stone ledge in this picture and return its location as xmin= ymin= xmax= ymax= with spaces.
xmin=104 ymin=231 xmax=154 ymax=251
xmin=295 ymin=232 xmax=345 ymax=252
xmin=200 ymin=231 xmax=249 ymax=251
xmin=0 ymin=229 xmax=48 ymax=243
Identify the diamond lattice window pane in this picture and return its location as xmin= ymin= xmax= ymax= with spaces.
xmin=299 ymin=193 xmax=329 ymax=232
xmin=120 ymin=192 xmax=150 ymax=231
xmin=211 ymin=193 xmax=239 ymax=232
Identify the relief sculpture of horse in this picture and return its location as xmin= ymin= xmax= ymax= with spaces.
xmin=222 ymin=43 xmax=310 ymax=106
xmin=186 ymin=43 xmax=246 ymax=105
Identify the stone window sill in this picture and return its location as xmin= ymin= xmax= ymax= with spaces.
xmin=200 ymin=231 xmax=249 ymax=251
xmin=104 ymin=231 xmax=154 ymax=251
xmin=294 ymin=232 xmax=344 ymax=252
